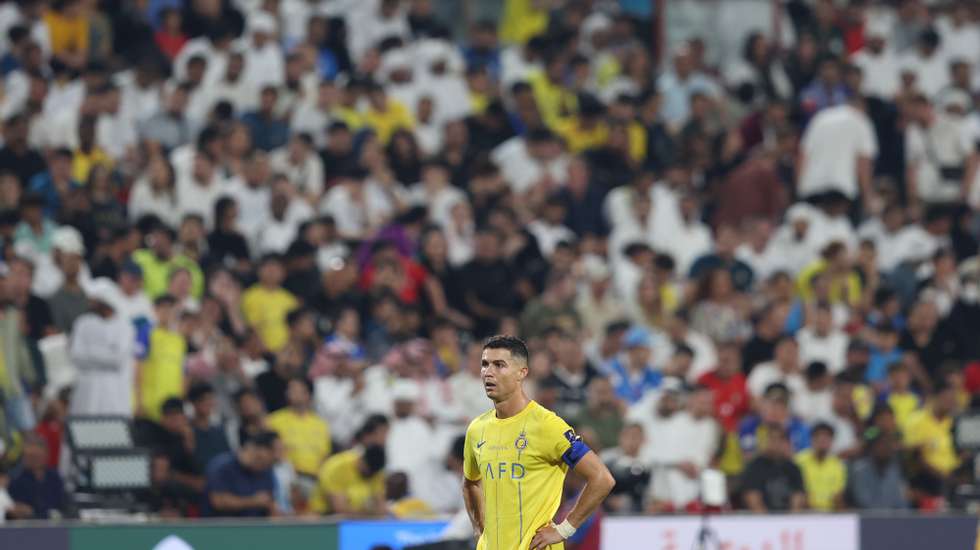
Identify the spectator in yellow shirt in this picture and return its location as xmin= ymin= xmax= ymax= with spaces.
xmin=797 ymin=242 xmax=862 ymax=306
xmin=310 ymin=445 xmax=387 ymax=516
xmin=554 ymin=95 xmax=608 ymax=153
xmin=241 ymin=254 xmax=299 ymax=352
xmin=530 ymin=53 xmax=578 ymax=129
xmin=795 ymin=422 xmax=846 ymax=511
xmin=265 ymin=377 xmax=331 ymax=478
xmin=136 ymin=294 xmax=187 ymax=421
xmin=904 ymin=383 xmax=961 ymax=499
xmin=364 ymin=81 xmax=414 ymax=144
xmin=881 ymin=362 xmax=921 ymax=434
xmin=132 ymin=223 xmax=205 ymax=299
xmin=73 ymin=116 xmax=112 ymax=183
xmin=386 ymin=471 xmax=434 ymax=519
xmin=43 ymin=0 xmax=89 ymax=69
xmin=499 ymin=0 xmax=549 ymax=45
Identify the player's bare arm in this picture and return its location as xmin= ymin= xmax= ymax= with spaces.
xmin=462 ymin=476 xmax=486 ymax=538
xmin=528 ymin=450 xmax=616 ymax=550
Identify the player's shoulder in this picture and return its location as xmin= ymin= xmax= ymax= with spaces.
xmin=528 ymin=401 xmax=572 ymax=430
xmin=465 ymin=409 xmax=496 ymax=433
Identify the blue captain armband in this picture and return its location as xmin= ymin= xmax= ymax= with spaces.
xmin=561 ymin=429 xmax=590 ymax=468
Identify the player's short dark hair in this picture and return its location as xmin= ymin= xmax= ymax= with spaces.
xmin=483 ymin=335 xmax=529 ymax=366
xmin=363 ymin=444 xmax=386 ymax=474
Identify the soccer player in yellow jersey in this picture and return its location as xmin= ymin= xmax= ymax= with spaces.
xmin=462 ymin=336 xmax=615 ymax=550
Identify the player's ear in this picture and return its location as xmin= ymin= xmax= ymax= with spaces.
xmin=519 ymin=364 xmax=528 ymax=381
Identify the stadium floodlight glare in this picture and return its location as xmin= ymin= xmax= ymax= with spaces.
xmin=66 ymin=416 xmax=133 ymax=451
xmin=955 ymin=411 xmax=980 ymax=451
xmin=88 ymin=452 xmax=151 ymax=491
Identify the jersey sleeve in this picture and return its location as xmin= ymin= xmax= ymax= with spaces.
xmin=541 ymin=411 xmax=590 ymax=468
xmin=463 ymin=422 xmax=482 ymax=481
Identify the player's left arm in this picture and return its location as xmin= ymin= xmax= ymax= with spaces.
xmin=529 ymin=450 xmax=615 ymax=550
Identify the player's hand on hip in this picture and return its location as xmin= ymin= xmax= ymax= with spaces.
xmin=529 ymin=523 xmax=563 ymax=550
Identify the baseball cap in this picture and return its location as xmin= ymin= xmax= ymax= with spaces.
xmin=120 ymin=260 xmax=143 ymax=278
xmin=623 ymin=327 xmax=652 ymax=349
xmin=52 ymin=226 xmax=85 ymax=256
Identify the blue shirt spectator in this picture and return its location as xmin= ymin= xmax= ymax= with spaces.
xmin=8 ymin=436 xmax=66 ymax=519
xmin=204 ymin=432 xmax=278 ymax=517
xmin=242 ymin=87 xmax=290 ymax=152
xmin=27 ymin=149 xmax=79 ymax=219
xmin=657 ymin=47 xmax=720 ymax=127
xmin=606 ymin=328 xmax=662 ymax=404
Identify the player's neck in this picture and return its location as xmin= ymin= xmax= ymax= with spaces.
xmin=494 ymin=391 xmax=531 ymax=420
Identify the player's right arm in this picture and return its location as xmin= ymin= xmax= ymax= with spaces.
xmin=462 ymin=424 xmax=485 ymax=538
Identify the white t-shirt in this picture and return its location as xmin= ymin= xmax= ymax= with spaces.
xmin=527 ymin=221 xmax=576 ymax=258
xmin=796 ymin=327 xmax=848 ymax=374
xmin=491 ymin=137 xmax=569 ymax=195
xmin=898 ymin=49 xmax=951 ymax=99
xmin=799 ymin=104 xmax=878 ymax=199
xmin=129 ymin=178 xmax=181 ymax=229
xmin=936 ymin=17 xmax=980 ymax=67
xmin=851 ymin=48 xmax=901 ymax=101
xmin=242 ymin=41 xmax=285 ymax=90
xmin=905 ymin=115 xmax=971 ymax=203
xmin=269 ymin=148 xmax=325 ymax=199
xmin=792 ymin=386 xmax=834 ymax=424
xmin=857 ymin=218 xmax=938 ymax=272
xmin=175 ymin=173 xmax=232 ymax=229
xmin=747 ymin=361 xmax=805 ymax=399
xmin=319 ymin=180 xmax=402 ymax=240
xmin=256 ymin=200 xmax=314 ymax=254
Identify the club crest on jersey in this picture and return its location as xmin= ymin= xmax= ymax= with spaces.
xmin=515 ymin=432 xmax=528 ymax=451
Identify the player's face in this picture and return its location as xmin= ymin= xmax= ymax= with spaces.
xmin=481 ymin=348 xmax=526 ymax=402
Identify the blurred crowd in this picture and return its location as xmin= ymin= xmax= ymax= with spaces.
xmin=0 ymin=0 xmax=978 ymax=528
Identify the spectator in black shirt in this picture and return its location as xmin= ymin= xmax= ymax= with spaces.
xmin=741 ymin=423 xmax=806 ymax=512
xmin=188 ymin=382 xmax=231 ymax=471
xmin=541 ymin=329 xmax=601 ymax=418
xmin=255 ymin=342 xmax=304 ymax=413
xmin=460 ymin=227 xmax=517 ymax=338
xmin=135 ymin=398 xmax=205 ymax=495
xmin=320 ymin=122 xmax=358 ymax=186
xmin=7 ymin=256 xmax=55 ymax=340
xmin=900 ymin=301 xmax=959 ymax=384
xmin=207 ymin=196 xmax=251 ymax=277
xmin=557 ymin=157 xmax=608 ymax=239
xmin=0 ymin=113 xmax=46 ymax=188
xmin=283 ymin=240 xmax=321 ymax=304
xmin=231 ymin=388 xmax=268 ymax=449
xmin=742 ymin=303 xmax=786 ymax=375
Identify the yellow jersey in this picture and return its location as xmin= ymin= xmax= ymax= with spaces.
xmin=310 ymin=449 xmax=385 ymax=514
xmin=266 ymin=408 xmax=331 ymax=476
xmin=364 ymin=100 xmax=414 ymax=144
xmin=904 ymin=409 xmax=959 ymax=475
xmin=887 ymin=392 xmax=921 ymax=433
xmin=464 ymin=400 xmax=587 ymax=550
xmin=240 ymin=285 xmax=298 ymax=352
xmin=794 ymin=449 xmax=846 ymax=511
xmin=139 ymin=327 xmax=186 ymax=422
